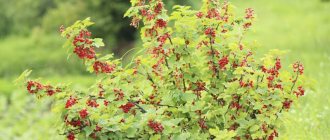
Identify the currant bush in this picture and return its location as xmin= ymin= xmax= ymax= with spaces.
xmin=20 ymin=0 xmax=307 ymax=139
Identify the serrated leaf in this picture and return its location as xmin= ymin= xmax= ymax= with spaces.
xmin=210 ymin=127 xmax=236 ymax=140
xmin=249 ymin=125 xmax=260 ymax=132
xmin=126 ymin=127 xmax=137 ymax=138
xmin=83 ymin=127 xmax=93 ymax=137
xmin=82 ymin=17 xmax=94 ymax=26
xmin=181 ymin=92 xmax=197 ymax=102
xmin=93 ymin=38 xmax=105 ymax=48
xmin=173 ymin=132 xmax=191 ymax=140
xmin=149 ymin=134 xmax=161 ymax=140
xmin=234 ymin=67 xmax=244 ymax=75
xmin=14 ymin=69 xmax=32 ymax=85
xmin=209 ymin=127 xmax=220 ymax=136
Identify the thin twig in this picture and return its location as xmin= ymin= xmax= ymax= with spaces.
xmin=128 ymin=99 xmax=147 ymax=113
xmin=290 ymin=71 xmax=300 ymax=93
xmin=209 ymin=37 xmax=220 ymax=79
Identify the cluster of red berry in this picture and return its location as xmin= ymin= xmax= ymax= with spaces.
xmin=231 ymin=102 xmax=242 ymax=110
xmin=151 ymin=45 xmax=165 ymax=58
xmin=114 ymin=89 xmax=125 ymax=101
xmin=73 ymin=46 xmax=95 ymax=59
xmin=242 ymin=7 xmax=255 ymax=30
xmin=26 ymin=81 xmax=43 ymax=94
xmin=192 ymin=81 xmax=206 ymax=92
xmin=27 ymin=81 xmax=61 ymax=96
xmin=63 ymin=96 xmax=108 ymax=139
xmin=93 ymin=61 xmax=115 ymax=74
xmin=206 ymin=8 xmax=220 ymax=19
xmin=44 ymin=85 xmax=61 ymax=96
xmin=67 ymin=132 xmax=75 ymax=140
xmin=205 ymin=28 xmax=216 ymax=38
xmin=73 ymin=30 xmax=92 ymax=45
xmin=150 ymin=33 xmax=170 ymax=57
xmin=230 ymin=95 xmax=242 ymax=111
xmin=154 ymin=2 xmax=163 ymax=14
xmin=103 ymin=100 xmax=109 ymax=106
xmin=199 ymin=1 xmax=229 ymax=21
xmin=148 ymin=120 xmax=164 ymax=133
xmin=79 ymin=109 xmax=88 ymax=119
xmin=268 ymin=130 xmax=279 ymax=140
xmin=282 ymin=100 xmax=293 ymax=109
xmin=196 ymin=11 xmax=204 ymax=18
xmin=293 ymin=61 xmax=304 ymax=75
xmin=245 ymin=8 xmax=255 ymax=19
xmin=119 ymin=102 xmax=135 ymax=113
xmin=95 ymin=125 xmax=102 ymax=132
xmin=155 ymin=19 xmax=167 ymax=28
xmin=243 ymin=22 xmax=252 ymax=30
xmin=151 ymin=57 xmax=165 ymax=76
xmin=60 ymin=25 xmax=116 ymax=75
xmin=261 ymin=58 xmax=283 ymax=89
xmin=65 ymin=96 xmax=78 ymax=108
xmin=275 ymin=58 xmax=282 ymax=70
xmin=132 ymin=0 xmax=166 ymax=38
xmin=294 ymin=86 xmax=305 ymax=97
xmin=198 ymin=119 xmax=208 ymax=129
xmin=72 ymin=30 xmax=96 ymax=59
xmin=65 ymin=118 xmax=83 ymax=127
xmin=157 ymin=33 xmax=169 ymax=45
xmin=218 ymin=56 xmax=229 ymax=70
xmin=98 ymin=84 xmax=105 ymax=97
xmin=87 ymin=99 xmax=99 ymax=108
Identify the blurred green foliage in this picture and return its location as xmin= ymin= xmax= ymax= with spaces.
xmin=0 ymin=0 xmax=329 ymax=139
xmin=0 ymin=0 xmax=54 ymax=36
xmin=0 ymin=0 xmax=196 ymax=54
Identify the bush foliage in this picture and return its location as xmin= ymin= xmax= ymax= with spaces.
xmin=20 ymin=0 xmax=307 ymax=139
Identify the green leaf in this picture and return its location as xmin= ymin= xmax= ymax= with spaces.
xmin=209 ymin=127 xmax=236 ymax=140
xmin=149 ymin=134 xmax=161 ymax=140
xmin=83 ymin=127 xmax=93 ymax=137
xmin=161 ymin=93 xmax=175 ymax=106
xmin=228 ymin=43 xmax=239 ymax=51
xmin=181 ymin=92 xmax=197 ymax=102
xmin=99 ymin=54 xmax=114 ymax=61
xmin=93 ymin=38 xmax=105 ymax=48
xmin=126 ymin=127 xmax=137 ymax=138
xmin=14 ymin=69 xmax=32 ymax=85
xmin=249 ymin=125 xmax=260 ymax=132
xmin=100 ymin=136 xmax=109 ymax=140
xmin=82 ymin=17 xmax=94 ymax=26
xmin=233 ymin=67 xmax=244 ymax=75
xmin=209 ymin=127 xmax=220 ymax=136
xmin=253 ymin=103 xmax=263 ymax=110
xmin=163 ymin=118 xmax=184 ymax=126
xmin=173 ymin=132 xmax=191 ymax=140
xmin=130 ymin=0 xmax=138 ymax=5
